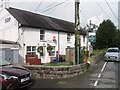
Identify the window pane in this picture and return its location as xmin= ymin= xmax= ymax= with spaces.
xmin=67 ymin=34 xmax=71 ymax=42
xmin=27 ymin=52 xmax=32 ymax=55
xmin=40 ymin=30 xmax=45 ymax=41
xmin=83 ymin=36 xmax=85 ymax=43
xmin=32 ymin=46 xmax=36 ymax=51
xmin=32 ymin=52 xmax=36 ymax=55
xmin=27 ymin=46 xmax=31 ymax=51
xmin=40 ymin=30 xmax=45 ymax=34
xmin=27 ymin=46 xmax=36 ymax=55
xmin=40 ymin=35 xmax=45 ymax=40
xmin=49 ymin=51 xmax=55 ymax=56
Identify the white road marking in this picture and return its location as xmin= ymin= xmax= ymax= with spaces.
xmin=94 ymin=80 xmax=98 ymax=86
xmin=98 ymin=74 xmax=101 ymax=78
xmin=93 ymin=62 xmax=108 ymax=87
xmin=101 ymin=62 xmax=107 ymax=72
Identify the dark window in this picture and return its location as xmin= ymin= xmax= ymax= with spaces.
xmin=107 ymin=49 xmax=119 ymax=52
xmin=40 ymin=29 xmax=45 ymax=41
xmin=67 ymin=33 xmax=71 ymax=42
xmin=83 ymin=35 xmax=85 ymax=43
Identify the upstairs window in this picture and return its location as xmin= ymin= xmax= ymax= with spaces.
xmin=83 ymin=35 xmax=85 ymax=43
xmin=67 ymin=33 xmax=72 ymax=42
xmin=27 ymin=46 xmax=36 ymax=55
xmin=40 ymin=29 xmax=45 ymax=41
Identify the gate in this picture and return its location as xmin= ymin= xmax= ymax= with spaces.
xmin=66 ymin=48 xmax=75 ymax=64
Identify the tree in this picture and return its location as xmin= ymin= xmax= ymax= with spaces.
xmin=86 ymin=20 xmax=98 ymax=32
xmin=95 ymin=19 xmax=117 ymax=49
xmin=113 ymin=30 xmax=120 ymax=48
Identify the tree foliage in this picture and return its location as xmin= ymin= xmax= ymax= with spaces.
xmin=95 ymin=19 xmax=118 ymax=49
xmin=113 ymin=30 xmax=120 ymax=48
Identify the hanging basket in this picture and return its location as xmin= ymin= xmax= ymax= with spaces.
xmin=47 ymin=44 xmax=53 ymax=52
xmin=37 ymin=46 xmax=43 ymax=53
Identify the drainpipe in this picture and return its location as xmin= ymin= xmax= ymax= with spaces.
xmin=58 ymin=31 xmax=60 ymax=62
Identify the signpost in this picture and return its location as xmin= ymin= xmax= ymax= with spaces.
xmin=88 ymin=35 xmax=96 ymax=43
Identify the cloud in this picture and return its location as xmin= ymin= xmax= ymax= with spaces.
xmin=87 ymin=14 xmax=104 ymax=26
xmin=81 ymin=0 xmax=119 ymax=2
xmin=10 ymin=0 xmax=73 ymax=3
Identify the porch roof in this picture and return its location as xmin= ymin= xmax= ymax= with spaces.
xmin=0 ymin=39 xmax=19 ymax=45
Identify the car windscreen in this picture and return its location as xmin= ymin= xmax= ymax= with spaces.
xmin=107 ymin=49 xmax=120 ymax=53
xmin=0 ymin=59 xmax=11 ymax=66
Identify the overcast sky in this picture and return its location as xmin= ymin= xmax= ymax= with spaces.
xmin=1 ymin=0 xmax=119 ymax=28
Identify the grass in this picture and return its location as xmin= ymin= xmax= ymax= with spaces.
xmin=93 ymin=48 xmax=106 ymax=55
xmin=44 ymin=63 xmax=72 ymax=66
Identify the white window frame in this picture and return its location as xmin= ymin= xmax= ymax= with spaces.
xmin=26 ymin=46 xmax=36 ymax=55
xmin=40 ymin=29 xmax=45 ymax=41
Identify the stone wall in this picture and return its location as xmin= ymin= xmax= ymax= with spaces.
xmin=24 ymin=63 xmax=87 ymax=79
xmin=23 ymin=53 xmax=104 ymax=79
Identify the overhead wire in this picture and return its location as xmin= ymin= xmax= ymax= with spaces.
xmin=38 ymin=2 xmax=58 ymax=12
xmin=35 ymin=0 xmax=43 ymax=12
xmin=96 ymin=1 xmax=110 ymax=19
xmin=41 ymin=0 xmax=70 ymax=13
xmin=104 ymin=0 xmax=119 ymax=23
xmin=104 ymin=0 xmax=119 ymax=48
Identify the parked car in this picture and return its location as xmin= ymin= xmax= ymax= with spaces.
xmin=104 ymin=47 xmax=120 ymax=62
xmin=0 ymin=58 xmax=32 ymax=90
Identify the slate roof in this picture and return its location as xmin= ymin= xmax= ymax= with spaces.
xmin=6 ymin=7 xmax=87 ymax=35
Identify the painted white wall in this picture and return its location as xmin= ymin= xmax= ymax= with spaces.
xmin=81 ymin=35 xmax=87 ymax=47
xmin=20 ymin=27 xmax=88 ymax=63
xmin=20 ymin=27 xmax=40 ymax=63
xmin=59 ymin=32 xmax=67 ymax=55
xmin=0 ymin=9 xmax=18 ymax=42
xmin=70 ymin=34 xmax=75 ymax=47
xmin=24 ymin=27 xmax=39 ymax=46
xmin=21 ymin=28 xmax=59 ymax=63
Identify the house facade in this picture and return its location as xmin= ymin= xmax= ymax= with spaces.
xmin=0 ymin=7 xmax=88 ymax=64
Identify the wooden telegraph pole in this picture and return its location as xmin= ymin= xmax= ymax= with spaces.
xmin=75 ymin=0 xmax=80 ymax=65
